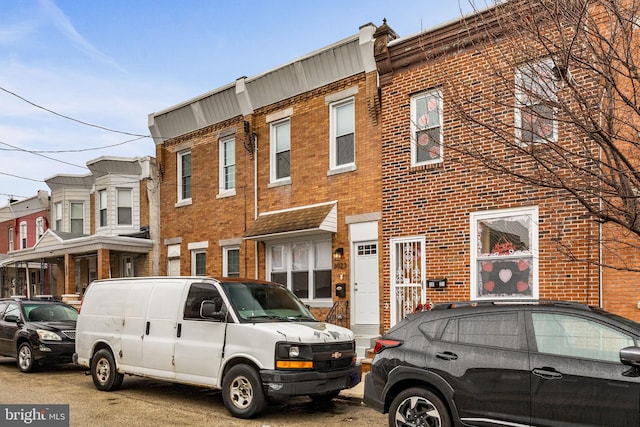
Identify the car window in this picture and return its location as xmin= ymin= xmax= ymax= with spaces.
xmin=0 ymin=302 xmax=8 ymax=317
xmin=418 ymin=319 xmax=445 ymax=339
xmin=532 ymin=312 xmax=635 ymax=362
xmin=440 ymin=312 xmax=524 ymax=350
xmin=3 ymin=303 xmax=20 ymax=320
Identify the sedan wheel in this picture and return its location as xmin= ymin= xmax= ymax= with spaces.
xmin=389 ymin=387 xmax=451 ymax=427
xmin=17 ymin=342 xmax=36 ymax=373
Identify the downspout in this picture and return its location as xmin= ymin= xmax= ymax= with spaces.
xmin=254 ymin=134 xmax=259 ymax=280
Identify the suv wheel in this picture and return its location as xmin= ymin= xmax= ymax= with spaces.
xmin=17 ymin=342 xmax=36 ymax=373
xmin=389 ymin=387 xmax=451 ymax=427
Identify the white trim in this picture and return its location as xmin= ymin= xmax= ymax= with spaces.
xmin=177 ymin=149 xmax=192 ymax=205
xmin=270 ymin=118 xmax=291 ymax=184
xmin=266 ymin=107 xmax=293 ymax=123
xmin=218 ymin=136 xmax=236 ymax=195
xmin=470 ymin=206 xmax=539 ymax=301
xmin=410 ymin=88 xmax=443 ymax=167
xmin=188 ymin=241 xmax=209 ymax=250
xmin=329 ymin=97 xmax=356 ymax=171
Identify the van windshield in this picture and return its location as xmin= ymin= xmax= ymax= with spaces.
xmin=221 ymin=281 xmax=317 ymax=323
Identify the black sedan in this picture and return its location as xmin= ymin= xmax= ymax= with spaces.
xmin=0 ymin=298 xmax=77 ymax=372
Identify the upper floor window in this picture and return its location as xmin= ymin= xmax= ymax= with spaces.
xmin=8 ymin=227 xmax=13 ymax=251
xmin=177 ymin=150 xmax=192 ymax=203
xmin=270 ymin=119 xmax=291 ymax=182
xmin=70 ymin=202 xmax=84 ymax=235
xmin=54 ymin=202 xmax=62 ymax=231
xmin=98 ymin=190 xmax=107 ymax=227
xmin=471 ymin=207 xmax=538 ymax=300
xmin=19 ymin=221 xmax=27 ymax=249
xmin=411 ymin=89 xmax=443 ymax=166
xmin=192 ymin=250 xmax=206 ymax=276
xmin=117 ymin=188 xmax=132 ymax=225
xmin=223 ymin=246 xmax=240 ymax=277
xmin=35 ymin=217 xmax=44 ymax=240
xmin=219 ymin=137 xmax=235 ymax=194
xmin=515 ymin=58 xmax=558 ymax=144
xmin=330 ymin=98 xmax=355 ymax=169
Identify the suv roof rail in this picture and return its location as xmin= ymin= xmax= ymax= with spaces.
xmin=430 ymin=299 xmax=590 ymax=311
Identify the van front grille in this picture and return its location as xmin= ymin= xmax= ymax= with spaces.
xmin=311 ymin=341 xmax=355 ymax=372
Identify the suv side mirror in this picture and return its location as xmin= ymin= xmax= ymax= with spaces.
xmin=620 ymin=346 xmax=640 ymax=367
xmin=4 ymin=314 xmax=20 ymax=323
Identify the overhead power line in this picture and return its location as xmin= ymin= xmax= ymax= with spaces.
xmin=0 ymin=85 xmax=151 ymax=138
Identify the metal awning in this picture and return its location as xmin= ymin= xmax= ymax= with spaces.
xmin=244 ymin=203 xmax=337 ymax=241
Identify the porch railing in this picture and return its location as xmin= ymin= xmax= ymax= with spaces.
xmin=325 ymin=300 xmax=349 ymax=328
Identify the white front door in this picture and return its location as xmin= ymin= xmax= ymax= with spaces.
xmin=353 ymin=242 xmax=379 ymax=325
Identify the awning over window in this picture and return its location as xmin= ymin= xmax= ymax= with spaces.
xmin=244 ymin=203 xmax=337 ymax=241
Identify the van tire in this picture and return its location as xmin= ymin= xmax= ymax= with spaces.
xmin=222 ymin=364 xmax=266 ymax=419
xmin=91 ymin=349 xmax=124 ymax=391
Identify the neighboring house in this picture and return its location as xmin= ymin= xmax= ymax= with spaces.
xmin=373 ymin=6 xmax=638 ymax=328
xmin=149 ymin=24 xmax=383 ymax=354
xmin=0 ymin=191 xmax=51 ymax=297
xmin=7 ymin=156 xmax=159 ymax=299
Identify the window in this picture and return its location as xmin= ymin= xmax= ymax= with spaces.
xmin=98 ymin=190 xmax=107 ymax=227
xmin=178 ymin=150 xmax=192 ymax=202
xmin=192 ymin=250 xmax=206 ymax=276
xmin=271 ymin=119 xmax=291 ymax=182
xmin=219 ymin=137 xmax=235 ymax=193
xmin=36 ymin=217 xmax=44 ymax=240
xmin=532 ymin=313 xmax=634 ymax=362
xmin=183 ymin=283 xmax=225 ymax=320
xmin=70 ymin=202 xmax=84 ymax=235
xmin=54 ymin=202 xmax=62 ymax=231
xmin=330 ymin=98 xmax=355 ymax=169
xmin=117 ymin=188 xmax=132 ymax=225
xmin=471 ymin=207 xmax=538 ymax=299
xmin=223 ymin=246 xmax=240 ymax=277
xmin=8 ymin=227 xmax=13 ymax=251
xmin=440 ymin=313 xmax=524 ymax=350
xmin=411 ymin=89 xmax=443 ymax=166
xmin=515 ymin=58 xmax=558 ymax=144
xmin=267 ymin=239 xmax=331 ymax=301
xmin=19 ymin=221 xmax=27 ymax=249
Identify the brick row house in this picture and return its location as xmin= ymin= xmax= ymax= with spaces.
xmin=373 ymin=2 xmax=640 ymax=327
xmin=2 ymin=156 xmax=159 ymax=303
xmin=149 ymin=24 xmax=383 ymax=353
xmin=0 ymin=191 xmax=51 ymax=297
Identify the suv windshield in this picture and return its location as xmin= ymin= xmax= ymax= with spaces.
xmin=221 ymin=281 xmax=316 ymax=323
xmin=23 ymin=303 xmax=78 ymax=322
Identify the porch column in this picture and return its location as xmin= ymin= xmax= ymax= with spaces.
xmin=97 ymin=249 xmax=111 ymax=279
xmin=64 ymin=254 xmax=75 ymax=294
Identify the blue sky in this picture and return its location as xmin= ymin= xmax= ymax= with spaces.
xmin=0 ymin=0 xmax=480 ymax=202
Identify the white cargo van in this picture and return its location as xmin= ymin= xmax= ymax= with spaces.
xmin=74 ymin=277 xmax=361 ymax=418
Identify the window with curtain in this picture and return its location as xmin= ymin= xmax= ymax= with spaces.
xmin=331 ymin=98 xmax=355 ymax=169
xmin=70 ymin=202 xmax=84 ymax=235
xmin=117 ymin=188 xmax=132 ymax=225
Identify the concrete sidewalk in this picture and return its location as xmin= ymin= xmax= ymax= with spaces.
xmin=339 ymin=372 xmax=366 ymax=401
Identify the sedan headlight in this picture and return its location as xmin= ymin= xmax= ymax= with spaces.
xmin=36 ymin=329 xmax=62 ymax=341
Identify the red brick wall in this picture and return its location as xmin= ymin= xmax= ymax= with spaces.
xmin=379 ymin=41 xmax=601 ymax=331
xmin=156 ymin=71 xmax=382 ymax=324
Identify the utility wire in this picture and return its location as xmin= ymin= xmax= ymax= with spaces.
xmin=0 ymin=135 xmax=148 ymax=153
xmin=0 ymin=140 xmax=87 ymax=169
xmin=0 ymin=85 xmax=151 ymax=138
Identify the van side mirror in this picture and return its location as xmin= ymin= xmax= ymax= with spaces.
xmin=201 ymin=300 xmax=226 ymax=321
xmin=620 ymin=346 xmax=640 ymax=367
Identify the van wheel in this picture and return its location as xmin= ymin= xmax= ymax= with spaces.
xmin=222 ymin=364 xmax=266 ymax=419
xmin=17 ymin=342 xmax=36 ymax=373
xmin=91 ymin=349 xmax=124 ymax=391
xmin=389 ymin=387 xmax=451 ymax=427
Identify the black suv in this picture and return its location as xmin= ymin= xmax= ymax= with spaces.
xmin=0 ymin=298 xmax=77 ymax=372
xmin=364 ymin=301 xmax=640 ymax=427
